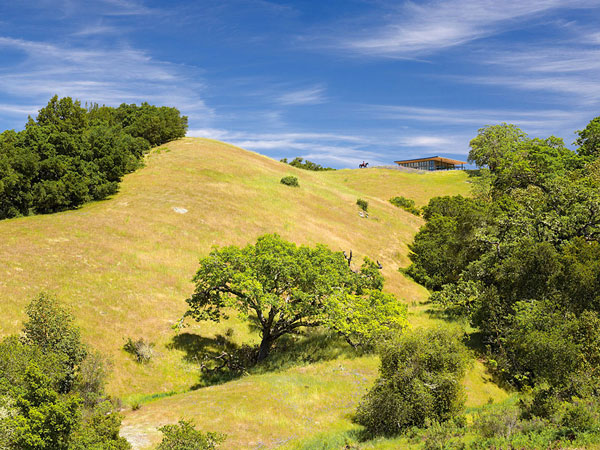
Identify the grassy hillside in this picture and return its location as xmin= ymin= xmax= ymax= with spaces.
xmin=0 ymin=138 xmax=505 ymax=449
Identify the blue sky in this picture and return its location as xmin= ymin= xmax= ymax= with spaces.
xmin=1 ymin=0 xmax=600 ymax=168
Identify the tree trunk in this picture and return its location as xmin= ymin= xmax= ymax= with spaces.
xmin=257 ymin=331 xmax=274 ymax=362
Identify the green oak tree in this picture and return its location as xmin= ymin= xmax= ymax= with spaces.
xmin=185 ymin=234 xmax=407 ymax=361
xmin=468 ymin=123 xmax=527 ymax=171
xmin=576 ymin=115 xmax=600 ymax=158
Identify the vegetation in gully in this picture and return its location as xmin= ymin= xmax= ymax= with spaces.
xmin=2 ymin=96 xmax=600 ymax=449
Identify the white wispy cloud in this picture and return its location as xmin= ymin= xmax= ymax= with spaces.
xmin=0 ymin=103 xmax=40 ymax=116
xmin=0 ymin=37 xmax=212 ymax=121
xmin=488 ymin=47 xmax=600 ymax=73
xmin=466 ymin=75 xmax=600 ymax=104
xmin=468 ymin=38 xmax=600 ymax=106
xmin=330 ymin=0 xmax=592 ymax=58
xmin=276 ymin=85 xmax=326 ymax=105
xmin=99 ymin=0 xmax=155 ymax=16
xmin=397 ymin=136 xmax=452 ymax=147
xmin=72 ymin=23 xmax=121 ymax=36
xmin=367 ymin=104 xmax=581 ymax=129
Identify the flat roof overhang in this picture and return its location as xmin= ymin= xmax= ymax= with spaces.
xmin=394 ymin=156 xmax=467 ymax=165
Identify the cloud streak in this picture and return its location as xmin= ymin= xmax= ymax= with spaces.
xmin=0 ymin=36 xmax=212 ymax=121
xmin=277 ymin=85 xmax=326 ymax=105
xmin=368 ymin=104 xmax=582 ymax=128
xmin=329 ymin=0 xmax=592 ymax=58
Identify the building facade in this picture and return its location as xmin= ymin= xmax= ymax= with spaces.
xmin=394 ymin=156 xmax=466 ymax=171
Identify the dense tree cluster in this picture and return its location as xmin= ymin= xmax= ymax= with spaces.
xmin=407 ymin=118 xmax=600 ymax=411
xmin=0 ymin=96 xmax=187 ymax=220
xmin=0 ymin=294 xmax=130 ymax=450
xmin=280 ymin=157 xmax=335 ymax=171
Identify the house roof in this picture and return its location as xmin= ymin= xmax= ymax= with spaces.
xmin=394 ymin=156 xmax=467 ymax=165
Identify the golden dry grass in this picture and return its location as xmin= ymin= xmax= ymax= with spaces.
xmin=0 ymin=138 xmax=506 ymax=449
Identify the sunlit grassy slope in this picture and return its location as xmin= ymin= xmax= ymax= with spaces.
xmin=0 ymin=138 xmax=506 ymax=449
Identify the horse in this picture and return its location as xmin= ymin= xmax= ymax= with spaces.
xmin=359 ymin=161 xmax=369 ymax=168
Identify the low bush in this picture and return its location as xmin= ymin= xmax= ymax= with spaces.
xmin=355 ymin=327 xmax=471 ymax=437
xmin=561 ymin=401 xmax=597 ymax=437
xmin=473 ymin=404 xmax=521 ymax=439
xmin=157 ymin=420 xmax=225 ymax=450
xmin=389 ymin=196 xmax=421 ymax=215
xmin=356 ymin=198 xmax=368 ymax=211
xmin=280 ymin=175 xmax=299 ymax=187
xmin=124 ymin=338 xmax=155 ymax=363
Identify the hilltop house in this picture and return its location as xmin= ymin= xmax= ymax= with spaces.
xmin=394 ymin=156 xmax=466 ymax=171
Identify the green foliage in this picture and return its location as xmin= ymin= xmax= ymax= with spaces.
xmin=185 ymin=234 xmax=407 ymax=362
xmin=355 ymin=327 xmax=470 ymax=437
xmin=398 ymin=398 xmax=600 ymax=449
xmin=2 ymin=364 xmax=81 ymax=450
xmin=0 ymin=95 xmax=187 ymax=220
xmin=561 ymin=401 xmax=597 ymax=436
xmin=73 ymin=351 xmax=109 ymax=408
xmin=280 ymin=175 xmax=299 ymax=187
xmin=468 ymin=123 xmax=527 ymax=170
xmin=280 ymin=157 xmax=334 ymax=171
xmin=576 ymin=115 xmax=600 ymax=157
xmin=123 ymin=337 xmax=155 ymax=364
xmin=405 ymin=195 xmax=488 ymax=290
xmin=22 ymin=293 xmax=88 ymax=393
xmin=157 ymin=420 xmax=225 ymax=450
xmin=0 ymin=295 xmax=130 ymax=450
xmin=408 ymin=121 xmax=600 ymax=411
xmin=356 ymin=198 xmax=368 ymax=211
xmin=0 ymin=336 xmax=65 ymax=399
xmin=389 ymin=196 xmax=420 ymax=215
xmin=69 ymin=401 xmax=131 ymax=450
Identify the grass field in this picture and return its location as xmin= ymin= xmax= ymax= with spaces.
xmin=0 ymin=138 xmax=507 ymax=449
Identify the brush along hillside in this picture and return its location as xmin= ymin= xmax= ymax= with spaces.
xmin=0 ymin=138 xmax=506 ymax=448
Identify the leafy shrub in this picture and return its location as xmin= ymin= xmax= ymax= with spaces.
xmin=389 ymin=196 xmax=421 ymax=216
xmin=280 ymin=175 xmax=299 ymax=187
xmin=421 ymin=418 xmax=467 ymax=450
xmin=473 ymin=404 xmax=521 ymax=439
xmin=124 ymin=338 xmax=155 ymax=363
xmin=561 ymin=402 xmax=596 ymax=436
xmin=69 ymin=401 xmax=131 ymax=450
xmin=73 ymin=351 xmax=109 ymax=408
xmin=157 ymin=420 xmax=225 ymax=450
xmin=356 ymin=198 xmax=368 ymax=211
xmin=355 ymin=327 xmax=470 ymax=437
